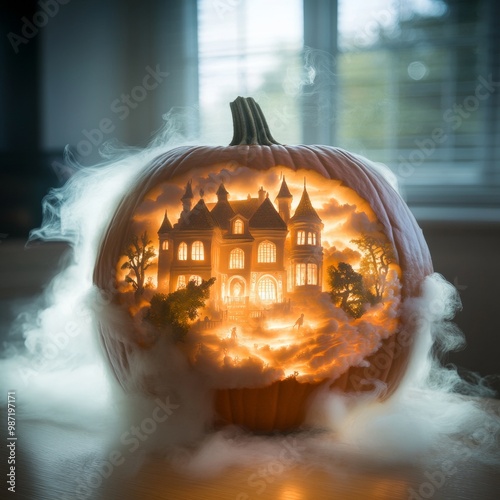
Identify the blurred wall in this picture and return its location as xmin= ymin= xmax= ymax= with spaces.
xmin=422 ymin=221 xmax=500 ymax=394
xmin=0 ymin=0 xmax=198 ymax=237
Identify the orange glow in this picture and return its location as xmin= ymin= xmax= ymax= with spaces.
xmin=116 ymin=166 xmax=402 ymax=387
xmin=279 ymin=485 xmax=305 ymax=500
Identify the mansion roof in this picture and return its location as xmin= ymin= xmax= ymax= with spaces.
xmin=158 ymin=179 xmax=321 ymax=235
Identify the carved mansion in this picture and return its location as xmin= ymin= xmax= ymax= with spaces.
xmin=157 ymin=178 xmax=324 ymax=315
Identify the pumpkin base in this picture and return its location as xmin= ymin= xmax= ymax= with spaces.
xmin=214 ymin=378 xmax=326 ymax=433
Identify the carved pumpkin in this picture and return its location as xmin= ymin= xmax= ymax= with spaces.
xmin=94 ymin=97 xmax=433 ymax=432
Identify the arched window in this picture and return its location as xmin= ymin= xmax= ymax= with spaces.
xmin=295 ymin=263 xmax=306 ymax=286
xmin=233 ymin=219 xmax=244 ymax=234
xmin=161 ymin=240 xmax=169 ymax=251
xmin=307 ymin=263 xmax=318 ymax=285
xmin=258 ymin=241 xmax=276 ymax=263
xmin=258 ymin=277 xmax=276 ymax=302
xmin=177 ymin=275 xmax=186 ymax=289
xmin=297 ymin=230 xmax=306 ymax=245
xmin=189 ymin=275 xmax=203 ymax=285
xmin=307 ymin=232 xmax=317 ymax=245
xmin=178 ymin=242 xmax=187 ymax=260
xmin=191 ymin=241 xmax=204 ymax=260
xmin=229 ymin=248 xmax=244 ymax=269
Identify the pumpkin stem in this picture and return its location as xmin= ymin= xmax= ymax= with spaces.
xmin=229 ymin=96 xmax=281 ymax=146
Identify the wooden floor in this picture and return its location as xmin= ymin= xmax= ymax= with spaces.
xmin=1 ymin=240 xmax=499 ymax=500
xmin=3 ymin=415 xmax=500 ymax=500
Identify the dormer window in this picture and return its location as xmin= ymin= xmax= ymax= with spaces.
xmin=233 ymin=218 xmax=244 ymax=234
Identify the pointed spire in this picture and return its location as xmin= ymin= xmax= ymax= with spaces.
xmin=158 ymin=210 xmax=173 ymax=233
xmin=211 ymin=183 xmax=235 ymax=229
xmin=216 ymin=182 xmax=229 ymax=201
xmin=181 ymin=180 xmax=194 ymax=201
xmin=290 ymin=185 xmax=322 ymax=224
xmin=181 ymin=180 xmax=194 ymax=213
xmin=276 ymin=176 xmax=293 ymax=199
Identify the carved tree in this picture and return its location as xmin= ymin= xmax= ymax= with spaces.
xmin=121 ymin=231 xmax=156 ymax=300
xmin=327 ymin=262 xmax=365 ymax=318
xmin=147 ymin=277 xmax=216 ymax=340
xmin=351 ymin=234 xmax=395 ymax=303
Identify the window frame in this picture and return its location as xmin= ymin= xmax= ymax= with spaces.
xmin=177 ymin=275 xmax=186 ymax=289
xmin=178 ymin=242 xmax=188 ymax=261
xmin=191 ymin=240 xmax=205 ymax=261
xmin=233 ymin=219 xmax=244 ymax=234
xmin=189 ymin=275 xmax=203 ymax=285
xmin=229 ymin=247 xmax=245 ymax=269
xmin=194 ymin=0 xmax=500 ymax=218
xmin=297 ymin=230 xmax=306 ymax=245
xmin=257 ymin=240 xmax=277 ymax=263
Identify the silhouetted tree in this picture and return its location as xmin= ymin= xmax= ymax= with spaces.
xmin=146 ymin=277 xmax=216 ymax=340
xmin=327 ymin=262 xmax=365 ymax=318
xmin=351 ymin=234 xmax=394 ymax=303
xmin=121 ymin=231 xmax=156 ymax=300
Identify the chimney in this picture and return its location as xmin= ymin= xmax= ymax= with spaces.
xmin=258 ymin=186 xmax=266 ymax=204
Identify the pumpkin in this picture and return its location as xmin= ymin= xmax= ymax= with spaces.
xmin=94 ymin=97 xmax=433 ymax=432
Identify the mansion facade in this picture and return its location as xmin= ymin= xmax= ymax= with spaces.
xmin=157 ymin=178 xmax=324 ymax=314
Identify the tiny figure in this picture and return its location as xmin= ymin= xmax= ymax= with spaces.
xmin=230 ymin=326 xmax=237 ymax=340
xmin=293 ymin=313 xmax=304 ymax=330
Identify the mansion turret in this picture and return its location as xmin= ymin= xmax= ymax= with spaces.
xmin=157 ymin=178 xmax=324 ymax=316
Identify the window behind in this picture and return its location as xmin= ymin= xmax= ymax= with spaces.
xmin=197 ymin=0 xmax=304 ymax=145
xmin=197 ymin=0 xmax=500 ymax=212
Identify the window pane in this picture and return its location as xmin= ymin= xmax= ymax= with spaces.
xmin=297 ymin=230 xmax=306 ymax=245
xmin=229 ymin=248 xmax=244 ymax=269
xmin=192 ymin=241 xmax=205 ymax=260
xmin=197 ymin=0 xmax=303 ymax=145
xmin=296 ymin=263 xmax=306 ymax=286
xmin=233 ymin=219 xmax=243 ymax=234
xmin=177 ymin=275 xmax=186 ymax=289
xmin=178 ymin=242 xmax=187 ymax=260
xmin=258 ymin=277 xmax=276 ymax=302
xmin=337 ymin=0 xmax=500 ymax=205
xmin=258 ymin=241 xmax=276 ymax=263
xmin=307 ymin=263 xmax=317 ymax=285
xmin=189 ymin=275 xmax=203 ymax=285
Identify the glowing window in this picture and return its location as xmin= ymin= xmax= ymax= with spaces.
xmin=258 ymin=277 xmax=276 ymax=302
xmin=189 ymin=275 xmax=203 ymax=285
xmin=307 ymin=232 xmax=317 ymax=245
xmin=229 ymin=248 xmax=244 ymax=269
xmin=161 ymin=240 xmax=169 ymax=251
xmin=233 ymin=219 xmax=244 ymax=234
xmin=295 ymin=263 xmax=306 ymax=286
xmin=258 ymin=241 xmax=276 ymax=263
xmin=178 ymin=242 xmax=187 ymax=260
xmin=297 ymin=230 xmax=306 ymax=245
xmin=177 ymin=275 xmax=186 ymax=289
xmin=307 ymin=263 xmax=318 ymax=285
xmin=191 ymin=241 xmax=204 ymax=260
